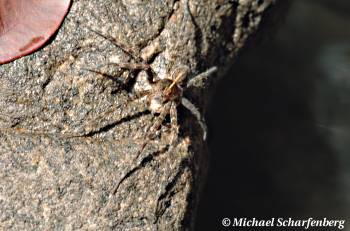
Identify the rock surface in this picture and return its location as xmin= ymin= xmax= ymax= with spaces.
xmin=0 ymin=0 xmax=281 ymax=230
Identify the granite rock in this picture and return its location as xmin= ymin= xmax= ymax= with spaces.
xmin=0 ymin=0 xmax=281 ymax=230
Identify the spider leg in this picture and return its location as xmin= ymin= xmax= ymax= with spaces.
xmin=96 ymin=62 xmax=150 ymax=71
xmin=112 ymin=102 xmax=172 ymax=194
xmin=88 ymin=28 xmax=143 ymax=62
xmin=88 ymin=29 xmax=161 ymax=85
xmin=111 ymin=144 xmax=170 ymax=195
xmin=135 ymin=101 xmax=175 ymax=165
xmin=153 ymin=102 xmax=179 ymax=223
xmin=24 ymin=91 xmax=149 ymax=139
xmin=147 ymin=101 xmax=172 ymax=140
xmin=64 ymin=94 xmax=149 ymax=138
xmin=82 ymin=68 xmax=126 ymax=85
xmin=83 ymin=61 xmax=151 ymax=95
xmin=186 ymin=66 xmax=217 ymax=88
xmin=169 ymin=101 xmax=179 ymax=146
xmin=134 ymin=101 xmax=172 ymax=159
xmin=181 ymin=97 xmax=207 ymax=140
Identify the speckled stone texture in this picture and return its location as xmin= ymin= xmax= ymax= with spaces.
xmin=0 ymin=0 xmax=281 ymax=230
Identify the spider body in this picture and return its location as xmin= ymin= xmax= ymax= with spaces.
xmin=147 ymin=68 xmax=187 ymax=114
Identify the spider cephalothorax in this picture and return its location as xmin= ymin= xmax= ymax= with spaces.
xmin=147 ymin=66 xmax=188 ymax=114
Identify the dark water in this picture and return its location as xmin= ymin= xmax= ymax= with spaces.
xmin=196 ymin=1 xmax=350 ymax=230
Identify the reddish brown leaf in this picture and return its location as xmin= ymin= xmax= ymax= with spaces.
xmin=0 ymin=0 xmax=71 ymax=64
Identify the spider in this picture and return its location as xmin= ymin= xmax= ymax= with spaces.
xmin=87 ymin=27 xmax=217 ymax=194
xmin=84 ymin=0 xmax=218 ymax=194
xmin=88 ymin=29 xmax=217 ymax=140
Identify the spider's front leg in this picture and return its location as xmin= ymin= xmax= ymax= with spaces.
xmin=85 ymin=28 xmax=153 ymax=85
xmin=179 ymin=66 xmax=218 ymax=140
xmin=88 ymin=28 xmax=142 ymax=62
xmin=186 ymin=66 xmax=218 ymax=88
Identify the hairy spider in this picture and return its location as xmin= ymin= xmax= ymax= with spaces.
xmin=85 ymin=0 xmax=218 ymax=194
xmin=142 ymin=65 xmax=217 ymax=140
xmin=88 ymin=29 xmax=217 ymax=142
xmin=89 ymin=29 xmax=218 ymax=192
xmin=108 ymin=61 xmax=217 ymax=194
